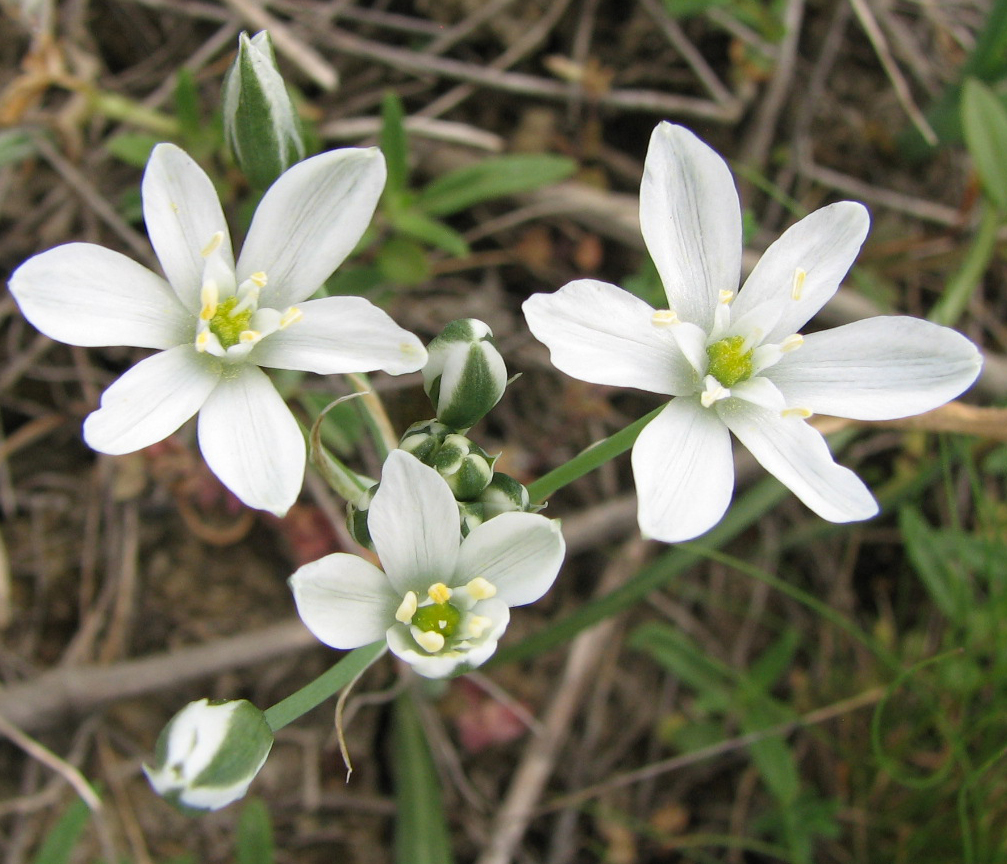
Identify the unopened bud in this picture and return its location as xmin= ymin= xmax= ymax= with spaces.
xmin=222 ymin=31 xmax=306 ymax=189
xmin=398 ymin=421 xmax=496 ymax=501
xmin=143 ymin=698 xmax=273 ymax=812
xmin=423 ymin=319 xmax=507 ymax=430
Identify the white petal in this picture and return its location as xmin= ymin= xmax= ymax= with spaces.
xmin=632 ymin=398 xmax=734 ymax=542
xmin=83 ymin=345 xmax=219 ymax=454
xmin=732 ymin=202 xmax=870 ymax=341
xmin=9 ymin=243 xmax=191 ymax=349
xmin=456 ymin=513 xmax=565 ymax=606
xmin=289 ymin=553 xmax=398 ymax=648
xmin=237 ymin=147 xmax=387 ymax=309
xmin=523 ymin=280 xmax=695 ymax=395
xmin=767 ymin=316 xmax=983 ymax=420
xmin=719 ymin=399 xmax=878 ymax=522
xmin=640 ymin=123 xmax=742 ymax=331
xmin=143 ymin=144 xmax=234 ymax=311
xmin=368 ymin=450 xmax=460 ymax=596
xmin=731 ymin=376 xmax=787 ymax=412
xmin=251 ymin=296 xmax=427 ymax=375
xmin=197 ymin=364 xmax=305 ymax=516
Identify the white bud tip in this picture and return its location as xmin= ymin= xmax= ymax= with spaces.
xmin=466 ymin=577 xmax=497 ymax=600
xmin=395 ymin=591 xmax=418 ymax=624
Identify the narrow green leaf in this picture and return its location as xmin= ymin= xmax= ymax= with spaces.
xmin=961 ymin=78 xmax=1007 ymax=210
xmin=105 ymin=133 xmax=160 ymax=168
xmin=0 ymin=128 xmax=41 ymax=167
xmin=31 ymin=798 xmax=90 ymax=864
xmin=416 ymin=154 xmax=577 ymax=216
xmin=381 ymin=90 xmax=410 ymax=198
xmin=237 ymin=798 xmax=276 ymax=864
xmin=391 ymin=209 xmax=469 ymax=257
xmin=899 ymin=506 xmax=968 ymax=622
xmin=377 ymin=236 xmax=432 ymax=285
xmin=393 ymin=694 xmax=455 ymax=864
xmin=174 ymin=68 xmax=203 ymax=140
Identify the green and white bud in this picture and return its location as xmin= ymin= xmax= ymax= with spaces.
xmin=143 ymin=698 xmax=273 ymax=812
xmin=399 ymin=421 xmax=496 ymax=501
xmin=222 ymin=31 xmax=306 ymax=189
xmin=423 ymin=319 xmax=507 ymax=430
xmin=457 ymin=471 xmax=533 ymax=535
xmin=346 ymin=483 xmax=378 ymax=550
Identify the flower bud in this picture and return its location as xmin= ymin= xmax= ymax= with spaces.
xmin=400 ymin=421 xmax=496 ymax=501
xmin=144 ymin=698 xmax=273 ymax=812
xmin=423 ymin=319 xmax=507 ymax=430
xmin=457 ymin=471 xmax=533 ymax=535
xmin=222 ymin=31 xmax=306 ymax=189
xmin=346 ymin=483 xmax=378 ymax=549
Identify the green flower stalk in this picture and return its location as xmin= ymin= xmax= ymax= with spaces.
xmin=144 ymin=698 xmax=273 ymax=811
xmin=222 ymin=31 xmax=306 ymax=189
xmin=423 ymin=319 xmax=507 ymax=430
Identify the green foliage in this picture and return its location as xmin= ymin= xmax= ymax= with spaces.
xmin=236 ymin=798 xmax=276 ymax=864
xmin=0 ymin=127 xmax=43 ymax=166
xmin=31 ymin=798 xmax=91 ymax=864
xmin=661 ymin=0 xmax=786 ymax=40
xmin=961 ymin=78 xmax=1007 ymax=211
xmin=393 ymin=693 xmax=455 ymax=864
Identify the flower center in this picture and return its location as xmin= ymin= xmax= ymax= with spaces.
xmin=706 ymin=335 xmax=753 ymax=387
xmin=394 ymin=578 xmax=499 ymax=655
xmin=208 ymin=296 xmax=254 ymax=350
xmin=412 ymin=601 xmax=461 ymax=638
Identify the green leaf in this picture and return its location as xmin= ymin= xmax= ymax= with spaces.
xmin=416 ymin=153 xmax=577 ymax=216
xmin=899 ymin=506 xmax=969 ymax=622
xmin=961 ymin=78 xmax=1007 ymax=210
xmin=380 ymin=90 xmax=410 ymax=198
xmin=31 ymin=798 xmax=90 ymax=864
xmin=393 ymin=694 xmax=455 ymax=864
xmin=237 ymin=798 xmax=276 ymax=864
xmin=377 ymin=236 xmax=432 ymax=285
xmin=391 ymin=209 xmax=469 ymax=257
xmin=0 ymin=128 xmax=41 ymax=167
xmin=174 ymin=68 xmax=202 ymax=140
xmin=106 ymin=133 xmax=160 ymax=168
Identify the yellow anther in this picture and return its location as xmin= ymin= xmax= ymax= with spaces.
xmin=791 ymin=268 xmax=807 ymax=301
xmin=279 ymin=306 xmax=303 ymax=329
xmin=195 ymin=331 xmax=211 ymax=353
xmin=651 ymin=309 xmax=680 ymax=327
xmin=701 ymin=380 xmax=730 ymax=408
xmin=200 ymin=231 xmax=224 ymax=258
xmin=780 ymin=334 xmax=804 ymax=353
xmin=239 ymin=330 xmax=262 ymax=344
xmin=414 ymin=629 xmax=445 ymax=653
xmin=428 ymin=583 xmax=453 ymax=604
xmin=718 ymin=290 xmax=734 ymax=305
xmin=466 ymin=577 xmax=497 ymax=600
xmin=782 ymin=407 xmax=813 ymax=419
xmin=467 ymin=615 xmax=492 ymax=639
xmin=395 ymin=592 xmax=418 ymax=624
xmin=248 ymin=271 xmax=268 ymax=288
xmin=199 ymin=282 xmax=219 ymax=320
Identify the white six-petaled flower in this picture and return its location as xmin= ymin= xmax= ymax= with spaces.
xmin=9 ymin=143 xmax=427 ymax=515
xmin=289 ymin=449 xmax=565 ymax=678
xmin=524 ymin=122 xmax=983 ymax=543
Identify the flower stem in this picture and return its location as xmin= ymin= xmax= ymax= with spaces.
xmin=263 ymin=642 xmax=386 ymax=732
xmin=526 ymin=405 xmax=664 ymax=504
xmin=346 ymin=372 xmax=398 ymax=459
xmin=929 ymin=200 xmax=1001 ymax=327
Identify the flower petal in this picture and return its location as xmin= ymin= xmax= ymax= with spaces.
xmin=251 ymin=296 xmax=427 ymax=375
xmin=237 ymin=147 xmax=386 ymax=309
xmin=640 ymin=123 xmax=742 ymax=331
xmin=732 ymin=202 xmax=870 ymax=341
xmin=632 ymin=397 xmax=734 ymax=542
xmin=9 ymin=243 xmax=191 ymax=349
xmin=289 ymin=553 xmax=398 ymax=649
xmin=143 ymin=143 xmax=234 ymax=311
xmin=368 ymin=450 xmax=460 ymax=596
xmin=456 ymin=512 xmax=565 ymax=606
xmin=719 ymin=399 xmax=878 ymax=522
xmin=83 ymin=345 xmax=219 ymax=454
xmin=766 ymin=316 xmax=983 ymax=420
xmin=197 ymin=364 xmax=305 ymax=515
xmin=523 ymin=280 xmax=695 ymax=395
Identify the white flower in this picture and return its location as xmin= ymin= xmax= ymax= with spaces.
xmin=523 ymin=122 xmax=983 ymax=543
xmin=289 ymin=449 xmax=565 ymax=678
xmin=9 ymin=143 xmax=427 ymax=515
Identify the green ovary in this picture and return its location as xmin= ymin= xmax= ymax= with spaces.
xmin=208 ymin=296 xmax=253 ymax=349
xmin=706 ymin=335 xmax=754 ymax=387
xmin=412 ymin=602 xmax=461 ymax=638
